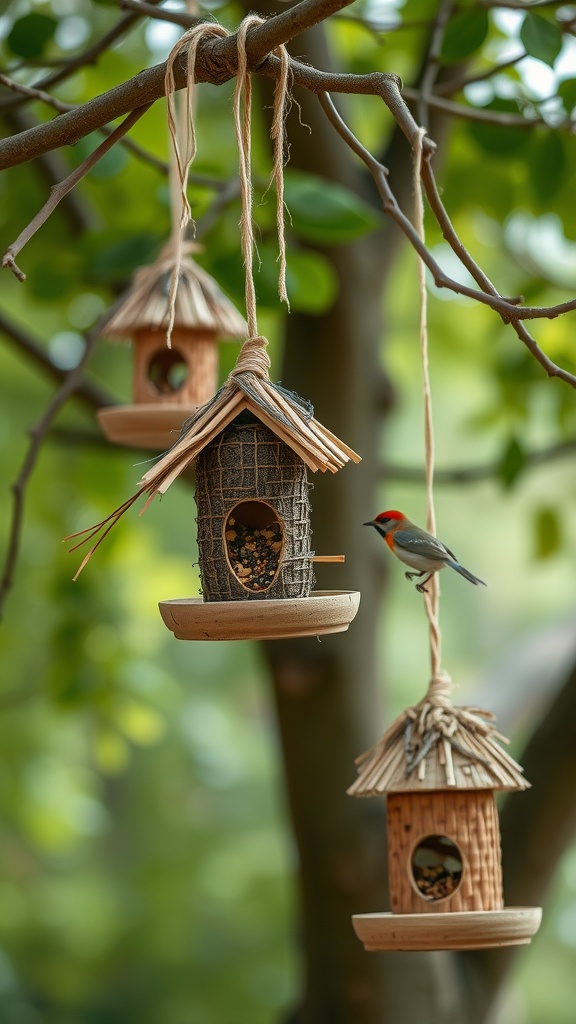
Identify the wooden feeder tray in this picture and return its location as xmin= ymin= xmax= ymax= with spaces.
xmin=97 ymin=404 xmax=197 ymax=451
xmin=352 ymin=906 xmax=542 ymax=951
xmin=159 ymin=589 xmax=360 ymax=640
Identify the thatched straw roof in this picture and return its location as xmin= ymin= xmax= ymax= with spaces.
xmin=138 ymin=336 xmax=361 ymax=495
xmin=101 ymin=248 xmax=247 ymax=341
xmin=348 ymin=699 xmax=529 ymax=795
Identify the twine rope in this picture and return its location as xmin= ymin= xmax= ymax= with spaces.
xmin=234 ymin=16 xmax=290 ymax=341
xmin=164 ymin=23 xmax=229 ymax=347
xmin=163 ymin=18 xmax=291 ymax=352
xmin=413 ymin=126 xmax=452 ymax=703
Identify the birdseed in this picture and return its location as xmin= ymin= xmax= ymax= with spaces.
xmin=225 ymin=518 xmax=283 ymax=592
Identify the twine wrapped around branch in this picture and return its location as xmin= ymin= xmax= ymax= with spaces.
xmin=164 ymin=17 xmax=291 ymax=347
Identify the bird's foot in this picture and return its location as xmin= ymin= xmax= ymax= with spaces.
xmin=416 ymin=581 xmax=429 ymax=594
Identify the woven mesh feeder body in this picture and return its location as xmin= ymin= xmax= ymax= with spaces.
xmin=195 ymin=421 xmax=315 ymax=601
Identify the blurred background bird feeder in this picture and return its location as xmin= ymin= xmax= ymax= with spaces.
xmin=97 ymin=245 xmax=246 ymax=451
xmin=348 ymin=679 xmax=542 ymax=950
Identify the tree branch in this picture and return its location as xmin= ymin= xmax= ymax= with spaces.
xmin=1 ymin=1 xmax=575 ymax=385
xmin=0 ymin=73 xmax=169 ymax=175
xmin=0 ymin=4 xmax=393 ymax=170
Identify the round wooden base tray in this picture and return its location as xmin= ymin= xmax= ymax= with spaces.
xmin=159 ymin=590 xmax=361 ymax=641
xmin=98 ymin=404 xmax=197 ymax=451
xmin=352 ymin=907 xmax=542 ymax=951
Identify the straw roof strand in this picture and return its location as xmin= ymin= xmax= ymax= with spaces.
xmin=348 ymin=701 xmax=528 ymax=795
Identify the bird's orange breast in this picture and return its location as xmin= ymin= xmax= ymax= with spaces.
xmin=384 ymin=531 xmax=396 ymax=552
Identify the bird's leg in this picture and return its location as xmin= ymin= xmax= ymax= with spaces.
xmin=415 ymin=572 xmax=435 ymax=594
xmin=405 ymin=570 xmax=426 ymax=582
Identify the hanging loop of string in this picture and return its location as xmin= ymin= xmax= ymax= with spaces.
xmin=413 ymin=127 xmax=452 ymax=703
xmin=163 ymin=18 xmax=291 ymax=351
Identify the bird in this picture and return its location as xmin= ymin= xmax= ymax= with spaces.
xmin=363 ymin=510 xmax=486 ymax=592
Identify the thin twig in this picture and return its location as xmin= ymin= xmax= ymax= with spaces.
xmin=381 ymin=438 xmax=576 ymax=485
xmin=419 ymin=154 xmax=576 ymax=383
xmin=433 ymin=52 xmax=527 ymax=97
xmin=0 ymin=323 xmax=102 ymax=622
xmin=0 ymin=311 xmax=117 ymax=411
xmin=317 ymin=91 xmax=576 ymax=388
xmin=416 ymin=0 xmax=455 ymax=129
xmin=0 ymin=12 xmax=149 ymax=112
xmin=119 ymin=0 xmax=198 ymax=28
xmin=2 ymin=104 xmax=153 ymax=281
xmin=403 ymin=86 xmax=576 ymax=132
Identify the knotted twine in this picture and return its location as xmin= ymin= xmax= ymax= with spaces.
xmin=163 ymin=18 xmax=290 ymax=349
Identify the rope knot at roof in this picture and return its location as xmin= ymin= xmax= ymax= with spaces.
xmin=231 ymin=335 xmax=271 ymax=379
xmin=427 ymin=669 xmax=453 ymax=708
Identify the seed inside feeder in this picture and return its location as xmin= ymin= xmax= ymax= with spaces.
xmin=224 ymin=501 xmax=284 ymax=593
xmin=411 ymin=835 xmax=463 ymax=902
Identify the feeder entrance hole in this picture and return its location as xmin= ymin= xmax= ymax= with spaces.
xmin=224 ymin=501 xmax=284 ymax=593
xmin=147 ymin=349 xmax=188 ymax=395
xmin=411 ymin=834 xmax=463 ymax=902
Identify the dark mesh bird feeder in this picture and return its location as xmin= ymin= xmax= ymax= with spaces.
xmin=349 ymin=676 xmax=542 ymax=951
xmin=97 ymin=245 xmax=246 ymax=450
xmin=130 ymin=335 xmax=363 ymax=640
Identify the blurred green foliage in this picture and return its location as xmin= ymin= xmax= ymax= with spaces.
xmin=1 ymin=0 xmax=576 ymax=1021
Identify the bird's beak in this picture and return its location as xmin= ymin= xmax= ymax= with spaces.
xmin=363 ymin=521 xmax=375 ymax=527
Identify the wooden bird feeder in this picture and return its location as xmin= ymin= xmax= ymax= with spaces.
xmin=97 ymin=246 xmax=246 ymax=450
xmin=124 ymin=335 xmax=362 ymax=640
xmin=349 ymin=685 xmax=542 ymax=951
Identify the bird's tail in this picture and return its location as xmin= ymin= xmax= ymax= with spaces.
xmin=447 ymin=561 xmax=487 ymax=587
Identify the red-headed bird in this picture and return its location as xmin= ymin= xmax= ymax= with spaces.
xmin=364 ymin=510 xmax=486 ymax=592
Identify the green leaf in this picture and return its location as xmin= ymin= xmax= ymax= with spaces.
xmin=529 ymin=132 xmax=566 ymax=207
xmin=81 ymin=232 xmax=162 ymax=284
xmin=497 ymin=435 xmax=526 ymax=488
xmin=467 ymin=99 xmax=530 ymax=156
xmin=440 ymin=10 xmax=489 ymax=63
xmin=6 ymin=13 xmax=58 ymax=59
xmin=285 ymin=249 xmax=338 ymax=314
xmin=520 ymin=13 xmax=563 ymax=68
xmin=533 ymin=506 xmax=561 ymax=559
xmin=284 ymin=171 xmax=381 ymax=245
xmin=558 ymin=78 xmax=576 ymax=115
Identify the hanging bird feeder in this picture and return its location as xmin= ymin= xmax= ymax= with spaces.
xmin=97 ymin=245 xmax=247 ymax=450
xmin=348 ymin=677 xmax=542 ymax=950
xmin=145 ymin=335 xmax=361 ymax=640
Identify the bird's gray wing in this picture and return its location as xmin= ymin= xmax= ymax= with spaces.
xmin=393 ymin=529 xmax=454 ymax=561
